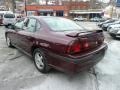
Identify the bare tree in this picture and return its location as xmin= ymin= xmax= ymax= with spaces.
xmin=4 ymin=0 xmax=12 ymax=10
xmin=109 ymin=0 xmax=116 ymax=6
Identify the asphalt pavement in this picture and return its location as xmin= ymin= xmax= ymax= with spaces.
xmin=0 ymin=22 xmax=120 ymax=90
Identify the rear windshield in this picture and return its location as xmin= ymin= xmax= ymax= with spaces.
xmin=43 ymin=17 xmax=84 ymax=32
xmin=4 ymin=14 xmax=15 ymax=18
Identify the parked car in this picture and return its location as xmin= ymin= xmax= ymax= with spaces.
xmin=102 ymin=20 xmax=120 ymax=31
xmin=98 ymin=19 xmax=116 ymax=28
xmin=73 ymin=16 xmax=87 ymax=21
xmin=5 ymin=16 xmax=107 ymax=73
xmin=3 ymin=13 xmax=16 ymax=28
xmin=107 ymin=24 xmax=120 ymax=31
xmin=0 ymin=11 xmax=13 ymax=25
xmin=0 ymin=14 xmax=3 ymax=25
xmin=15 ymin=14 xmax=23 ymax=21
xmin=108 ymin=27 xmax=120 ymax=39
xmin=90 ymin=17 xmax=105 ymax=22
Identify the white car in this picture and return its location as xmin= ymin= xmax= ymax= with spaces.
xmin=107 ymin=24 xmax=120 ymax=31
xmin=108 ymin=27 xmax=120 ymax=39
xmin=3 ymin=13 xmax=16 ymax=27
xmin=90 ymin=17 xmax=105 ymax=22
xmin=73 ymin=17 xmax=87 ymax=21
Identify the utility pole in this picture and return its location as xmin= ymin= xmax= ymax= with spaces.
xmin=12 ymin=0 xmax=15 ymax=13
xmin=24 ymin=0 xmax=27 ymax=16
xmin=109 ymin=0 xmax=116 ymax=18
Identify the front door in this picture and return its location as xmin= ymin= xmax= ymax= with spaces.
xmin=11 ymin=18 xmax=25 ymax=47
xmin=17 ymin=18 xmax=38 ymax=54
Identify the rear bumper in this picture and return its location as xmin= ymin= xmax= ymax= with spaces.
xmin=48 ymin=43 xmax=108 ymax=73
xmin=3 ymin=21 xmax=15 ymax=25
xmin=3 ymin=23 xmax=14 ymax=25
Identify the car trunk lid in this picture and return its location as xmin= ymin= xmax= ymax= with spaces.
xmin=66 ymin=30 xmax=104 ymax=54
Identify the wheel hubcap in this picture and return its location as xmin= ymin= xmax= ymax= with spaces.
xmin=35 ymin=52 xmax=44 ymax=70
xmin=7 ymin=37 xmax=10 ymax=46
xmin=8 ymin=25 xmax=11 ymax=29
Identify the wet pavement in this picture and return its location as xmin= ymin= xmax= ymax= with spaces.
xmin=0 ymin=22 xmax=120 ymax=90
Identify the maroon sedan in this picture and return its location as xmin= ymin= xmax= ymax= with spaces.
xmin=5 ymin=16 xmax=107 ymax=73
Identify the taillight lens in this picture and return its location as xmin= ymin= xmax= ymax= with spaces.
xmin=66 ymin=39 xmax=90 ymax=54
xmin=67 ymin=41 xmax=81 ymax=54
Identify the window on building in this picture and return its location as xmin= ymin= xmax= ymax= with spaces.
xmin=56 ymin=11 xmax=64 ymax=17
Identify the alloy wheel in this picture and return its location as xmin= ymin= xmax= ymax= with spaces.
xmin=6 ymin=36 xmax=11 ymax=47
xmin=34 ymin=52 xmax=44 ymax=70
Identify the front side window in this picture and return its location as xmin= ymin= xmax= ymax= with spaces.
xmin=14 ymin=20 xmax=24 ymax=29
xmin=43 ymin=17 xmax=84 ymax=32
xmin=26 ymin=18 xmax=36 ymax=32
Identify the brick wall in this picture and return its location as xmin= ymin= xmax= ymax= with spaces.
xmin=26 ymin=5 xmax=68 ymax=11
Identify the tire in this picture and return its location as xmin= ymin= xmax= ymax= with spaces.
xmin=6 ymin=35 xmax=13 ymax=47
xmin=5 ymin=25 xmax=8 ymax=28
xmin=7 ymin=24 xmax=12 ymax=29
xmin=33 ymin=48 xmax=50 ymax=73
xmin=110 ymin=33 xmax=120 ymax=40
xmin=75 ymin=20 xmax=78 ymax=21
xmin=110 ymin=33 xmax=116 ymax=39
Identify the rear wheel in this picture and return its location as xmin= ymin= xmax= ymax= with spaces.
xmin=33 ymin=48 xmax=50 ymax=73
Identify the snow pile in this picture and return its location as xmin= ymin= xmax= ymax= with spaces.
xmin=95 ymin=40 xmax=120 ymax=90
xmin=96 ymin=40 xmax=120 ymax=75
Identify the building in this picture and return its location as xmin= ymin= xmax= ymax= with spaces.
xmin=25 ymin=0 xmax=102 ymax=19
xmin=15 ymin=1 xmax=25 ymax=14
xmin=26 ymin=1 xmax=90 ymax=17
xmin=26 ymin=5 xmax=69 ymax=17
xmin=116 ymin=0 xmax=120 ymax=18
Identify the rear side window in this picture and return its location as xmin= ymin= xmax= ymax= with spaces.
xmin=4 ymin=14 xmax=15 ymax=18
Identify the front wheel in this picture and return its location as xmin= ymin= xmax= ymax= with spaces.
xmin=33 ymin=48 xmax=50 ymax=73
xmin=5 ymin=25 xmax=8 ymax=28
xmin=109 ymin=33 xmax=117 ymax=39
xmin=6 ymin=35 xmax=13 ymax=47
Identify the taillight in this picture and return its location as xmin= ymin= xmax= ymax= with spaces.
xmin=66 ymin=39 xmax=90 ymax=54
xmin=67 ymin=40 xmax=81 ymax=54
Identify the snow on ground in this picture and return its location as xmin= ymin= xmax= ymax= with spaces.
xmin=95 ymin=40 xmax=120 ymax=90
xmin=21 ymin=72 xmax=97 ymax=90
xmin=0 ymin=22 xmax=120 ymax=90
